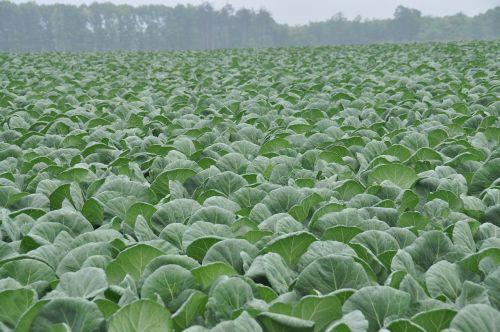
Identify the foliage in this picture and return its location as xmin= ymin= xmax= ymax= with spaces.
xmin=0 ymin=41 xmax=499 ymax=331
xmin=0 ymin=2 xmax=499 ymax=51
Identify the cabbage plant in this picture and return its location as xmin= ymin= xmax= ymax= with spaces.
xmin=0 ymin=41 xmax=499 ymax=331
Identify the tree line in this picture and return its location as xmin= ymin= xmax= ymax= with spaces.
xmin=0 ymin=1 xmax=499 ymax=52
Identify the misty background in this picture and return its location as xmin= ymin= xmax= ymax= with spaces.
xmin=11 ymin=0 xmax=499 ymax=25
xmin=1 ymin=0 xmax=499 ymax=51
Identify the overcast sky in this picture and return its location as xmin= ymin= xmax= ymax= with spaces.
xmin=12 ymin=0 xmax=499 ymax=25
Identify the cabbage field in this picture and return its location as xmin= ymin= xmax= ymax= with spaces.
xmin=0 ymin=41 xmax=500 ymax=331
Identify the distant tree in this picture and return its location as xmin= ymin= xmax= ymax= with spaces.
xmin=392 ymin=6 xmax=422 ymax=41
xmin=0 ymin=1 xmax=498 ymax=52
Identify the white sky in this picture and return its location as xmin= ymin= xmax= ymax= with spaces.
xmin=12 ymin=0 xmax=500 ymax=25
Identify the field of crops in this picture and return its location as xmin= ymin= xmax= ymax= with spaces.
xmin=0 ymin=41 xmax=499 ymax=331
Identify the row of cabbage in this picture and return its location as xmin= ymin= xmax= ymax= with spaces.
xmin=0 ymin=41 xmax=499 ymax=331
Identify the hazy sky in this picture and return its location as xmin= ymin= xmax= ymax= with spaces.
xmin=12 ymin=0 xmax=499 ymax=25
